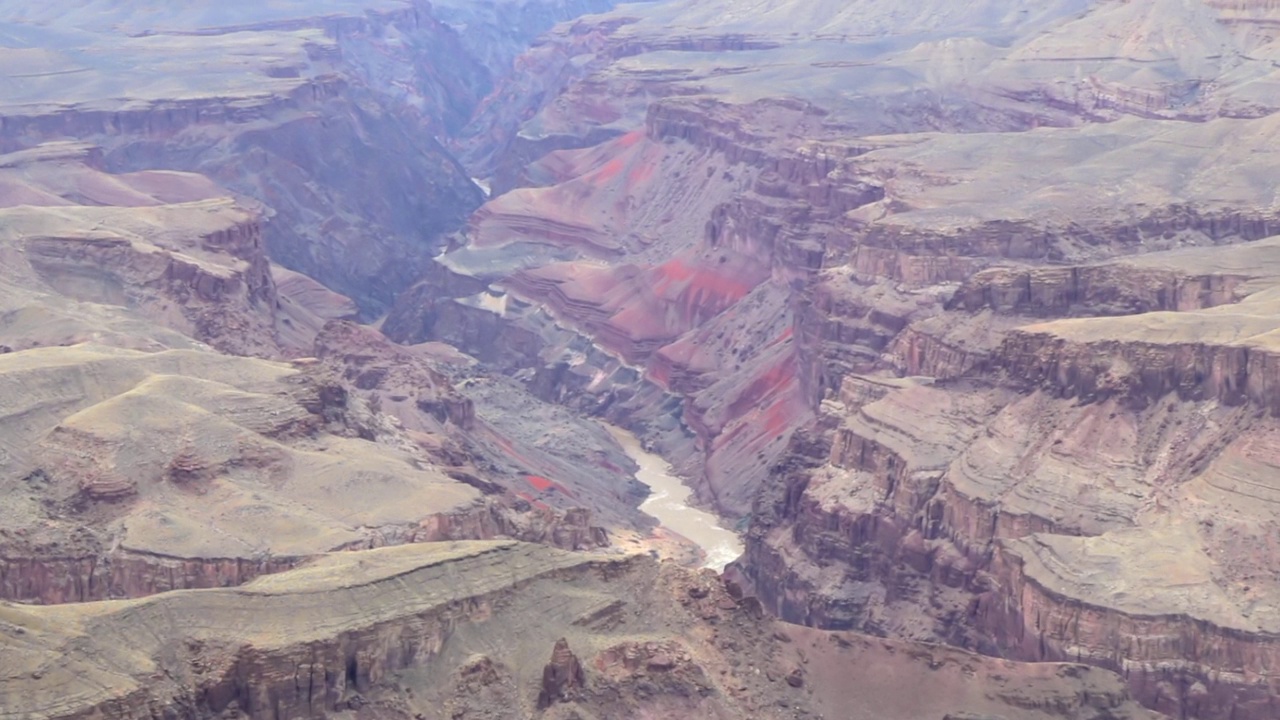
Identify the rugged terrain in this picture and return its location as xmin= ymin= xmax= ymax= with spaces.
xmin=2 ymin=540 xmax=1161 ymax=720
xmin=0 ymin=140 xmax=653 ymax=606
xmin=0 ymin=0 xmax=686 ymax=610
xmin=0 ymin=0 xmax=616 ymax=312
xmin=376 ymin=1 xmax=1280 ymax=718
xmin=0 ymin=0 xmax=1277 ymax=719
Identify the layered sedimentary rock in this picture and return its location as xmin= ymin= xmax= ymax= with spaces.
xmin=0 ymin=148 xmax=462 ymax=603
xmin=0 ymin=540 xmax=1161 ymax=720
xmin=0 ymin=342 xmax=495 ymax=604
xmin=387 ymin=0 xmax=1280 ymax=522
xmin=0 ymin=141 xmax=644 ymax=608
xmin=0 ymin=142 xmax=297 ymax=357
xmin=536 ymin=638 xmax=586 ymax=709
xmin=0 ymin=0 xmax=623 ymax=312
xmin=311 ymin=319 xmax=648 ymax=535
xmin=741 ymin=221 xmax=1280 ymax=719
xmin=0 ymin=277 xmax=627 ymax=606
xmin=3 ymin=0 xmax=1280 ymax=718
xmin=375 ymin=2 xmax=1280 ymax=719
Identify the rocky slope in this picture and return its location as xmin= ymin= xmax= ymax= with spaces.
xmin=0 ymin=1 xmax=738 ymax=615
xmin=389 ymin=0 xmax=1280 ymax=517
xmin=0 ymin=142 xmax=290 ymax=357
xmin=0 ymin=142 xmax=653 ymax=607
xmin=0 ymin=539 xmax=1162 ymax=720
xmin=730 ymin=130 xmax=1280 ymax=719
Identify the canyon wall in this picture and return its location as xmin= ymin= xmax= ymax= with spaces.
xmin=372 ymin=3 xmax=1280 ymax=719
xmin=5 ymin=1 xmax=1280 ymax=719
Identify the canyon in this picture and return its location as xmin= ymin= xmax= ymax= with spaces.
xmin=1 ymin=1 xmax=1279 ymax=719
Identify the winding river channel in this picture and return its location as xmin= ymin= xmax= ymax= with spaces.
xmin=603 ymin=424 xmax=745 ymax=571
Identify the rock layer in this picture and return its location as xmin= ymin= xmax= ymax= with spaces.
xmin=0 ymin=142 xmax=647 ymax=610
xmin=2 ymin=1 xmax=1280 ymax=719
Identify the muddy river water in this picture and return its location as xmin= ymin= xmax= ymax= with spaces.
xmin=604 ymin=424 xmax=745 ymax=571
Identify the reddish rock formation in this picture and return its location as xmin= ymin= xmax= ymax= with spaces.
xmin=537 ymin=638 xmax=587 ymax=708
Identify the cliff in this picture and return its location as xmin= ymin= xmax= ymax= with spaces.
xmin=0 ymin=155 xmax=621 ymax=605
xmin=737 ymin=237 xmax=1280 ymax=718
xmin=3 ymin=1 xmax=1279 ymax=719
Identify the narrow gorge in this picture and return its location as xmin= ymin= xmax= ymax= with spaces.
xmin=2 ymin=2 xmax=1280 ymax=720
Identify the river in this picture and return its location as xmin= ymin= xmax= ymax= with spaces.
xmin=603 ymin=424 xmax=745 ymax=572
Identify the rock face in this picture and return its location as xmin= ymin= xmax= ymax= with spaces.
xmin=730 ymin=129 xmax=1280 ymax=719
xmin=0 ymin=540 xmax=1161 ymax=720
xmin=0 ymin=266 xmax=625 ymax=604
xmin=0 ymin=118 xmax=635 ymax=610
xmin=387 ymin=0 xmax=1280 ymax=528
xmin=0 ymin=0 xmax=690 ymax=609
xmin=0 ymin=142 xmax=293 ymax=357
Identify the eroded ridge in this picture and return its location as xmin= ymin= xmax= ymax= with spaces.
xmin=0 ymin=540 xmax=1160 ymax=720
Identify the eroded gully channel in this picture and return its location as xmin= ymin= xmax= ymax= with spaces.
xmin=603 ymin=424 xmax=745 ymax=572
